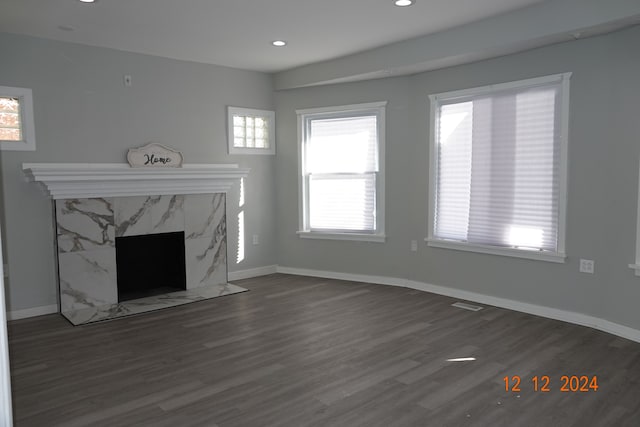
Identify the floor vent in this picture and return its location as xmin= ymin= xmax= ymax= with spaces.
xmin=452 ymin=302 xmax=484 ymax=312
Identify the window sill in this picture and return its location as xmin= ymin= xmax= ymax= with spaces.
xmin=628 ymin=264 xmax=640 ymax=276
xmin=425 ymin=238 xmax=566 ymax=263
xmin=228 ymin=147 xmax=275 ymax=155
xmin=297 ymin=231 xmax=386 ymax=243
xmin=0 ymin=140 xmax=36 ymax=151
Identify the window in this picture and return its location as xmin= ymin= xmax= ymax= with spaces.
xmin=0 ymin=85 xmax=36 ymax=151
xmin=427 ymin=73 xmax=571 ymax=262
xmin=297 ymin=102 xmax=386 ymax=242
xmin=227 ymin=106 xmax=275 ymax=155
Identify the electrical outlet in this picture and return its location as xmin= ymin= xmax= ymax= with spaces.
xmin=411 ymin=240 xmax=418 ymax=252
xmin=252 ymin=234 xmax=259 ymax=245
xmin=579 ymin=259 xmax=594 ymax=274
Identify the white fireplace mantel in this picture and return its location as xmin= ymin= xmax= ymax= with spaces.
xmin=22 ymin=163 xmax=250 ymax=199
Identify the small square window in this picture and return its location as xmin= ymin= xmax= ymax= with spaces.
xmin=0 ymin=86 xmax=36 ymax=151
xmin=227 ymin=106 xmax=275 ymax=155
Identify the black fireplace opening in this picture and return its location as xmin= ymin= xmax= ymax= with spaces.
xmin=115 ymin=231 xmax=187 ymax=302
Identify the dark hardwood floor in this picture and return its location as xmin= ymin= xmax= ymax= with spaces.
xmin=7 ymin=274 xmax=640 ymax=426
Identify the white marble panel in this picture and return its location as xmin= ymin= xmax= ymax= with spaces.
xmin=184 ymin=193 xmax=225 ymax=239
xmin=185 ymin=234 xmax=227 ymax=289
xmin=114 ymin=196 xmax=156 ymax=237
xmin=151 ymin=195 xmax=185 ymax=234
xmin=55 ymin=192 xmax=230 ymax=320
xmin=58 ymin=249 xmax=118 ymax=312
xmin=56 ymin=198 xmax=114 ymax=253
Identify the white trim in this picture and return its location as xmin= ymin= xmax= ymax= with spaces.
xmin=7 ymin=304 xmax=58 ymax=321
xmin=557 ymin=72 xmax=572 ymax=259
xmin=7 ymin=266 xmax=640 ymax=344
xmin=276 ymin=266 xmax=640 ymax=344
xmin=297 ymin=101 xmax=387 ymax=238
xmin=377 ymin=104 xmax=387 ymax=238
xmin=0 ymin=233 xmax=13 ymax=427
xmin=427 ymin=94 xmax=438 ymax=246
xmin=426 ymin=238 xmax=566 ymax=263
xmin=297 ymin=231 xmax=385 ymax=243
xmin=295 ymin=101 xmax=387 ymax=116
xmin=22 ymin=163 xmax=250 ymax=199
xmin=297 ymin=113 xmax=306 ymax=235
xmin=0 ymin=85 xmax=36 ymax=152
xmin=428 ymin=73 xmax=571 ymax=102
xmin=427 ymin=72 xmax=571 ymax=260
xmin=228 ymin=265 xmax=278 ymax=281
xmin=227 ymin=106 xmax=276 ymax=155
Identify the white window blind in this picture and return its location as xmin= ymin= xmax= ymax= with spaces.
xmin=429 ymin=74 xmax=570 ymax=259
xmin=298 ymin=102 xmax=386 ymax=240
xmin=307 ymin=115 xmax=378 ymax=231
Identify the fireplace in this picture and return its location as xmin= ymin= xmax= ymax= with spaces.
xmin=22 ymin=162 xmax=250 ymax=325
xmin=116 ymin=231 xmax=187 ymax=302
xmin=54 ymin=193 xmax=229 ymax=320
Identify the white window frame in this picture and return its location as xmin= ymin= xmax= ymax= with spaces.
xmin=0 ymin=85 xmax=36 ymax=151
xmin=426 ymin=73 xmax=571 ymax=263
xmin=629 ymin=157 xmax=640 ymax=276
xmin=296 ymin=101 xmax=387 ymax=243
xmin=227 ymin=106 xmax=275 ymax=155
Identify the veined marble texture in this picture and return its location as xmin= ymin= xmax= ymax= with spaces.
xmin=62 ymin=282 xmax=248 ymax=325
xmin=55 ymin=198 xmax=115 ymax=253
xmin=114 ymin=195 xmax=185 ymax=237
xmin=185 ymin=234 xmax=227 ymax=289
xmin=58 ymin=249 xmax=118 ymax=312
xmin=184 ymin=193 xmax=225 ymax=239
xmin=55 ymin=193 xmax=228 ymax=317
xmin=152 ymin=195 xmax=185 ymax=234
xmin=184 ymin=193 xmax=228 ymax=288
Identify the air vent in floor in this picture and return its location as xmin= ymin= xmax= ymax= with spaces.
xmin=452 ymin=302 xmax=484 ymax=312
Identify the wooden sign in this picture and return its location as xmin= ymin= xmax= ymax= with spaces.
xmin=127 ymin=143 xmax=183 ymax=168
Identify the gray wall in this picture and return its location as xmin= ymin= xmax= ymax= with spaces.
xmin=0 ymin=33 xmax=276 ymax=312
xmin=3 ymin=25 xmax=640 ymax=334
xmin=275 ymin=25 xmax=640 ymax=330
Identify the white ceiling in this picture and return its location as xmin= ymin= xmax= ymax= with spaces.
xmin=0 ymin=0 xmax=548 ymax=73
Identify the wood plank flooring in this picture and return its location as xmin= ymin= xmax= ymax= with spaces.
xmin=7 ymin=273 xmax=640 ymax=426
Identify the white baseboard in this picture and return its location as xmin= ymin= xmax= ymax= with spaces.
xmin=277 ymin=266 xmax=403 ymax=287
xmin=228 ymin=265 xmax=278 ymax=281
xmin=277 ymin=266 xmax=640 ymax=344
xmin=8 ymin=266 xmax=640 ymax=344
xmin=7 ymin=304 xmax=58 ymax=321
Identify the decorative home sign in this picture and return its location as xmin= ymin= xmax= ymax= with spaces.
xmin=127 ymin=143 xmax=183 ymax=168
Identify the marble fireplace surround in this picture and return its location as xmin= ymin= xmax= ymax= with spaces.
xmin=23 ymin=163 xmax=250 ymax=325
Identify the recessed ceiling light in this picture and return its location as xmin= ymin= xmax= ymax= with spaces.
xmin=272 ymin=40 xmax=287 ymax=47
xmin=78 ymin=0 xmax=96 ymax=3
xmin=394 ymin=0 xmax=414 ymax=6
